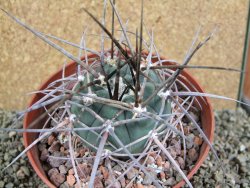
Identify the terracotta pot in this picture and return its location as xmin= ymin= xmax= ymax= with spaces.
xmin=23 ymin=53 xmax=214 ymax=188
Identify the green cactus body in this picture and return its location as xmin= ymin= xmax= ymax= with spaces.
xmin=71 ymin=59 xmax=172 ymax=154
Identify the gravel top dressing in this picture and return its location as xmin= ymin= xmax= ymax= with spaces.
xmin=0 ymin=108 xmax=249 ymax=188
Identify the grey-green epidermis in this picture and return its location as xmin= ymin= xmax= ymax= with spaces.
xmin=71 ymin=61 xmax=172 ymax=154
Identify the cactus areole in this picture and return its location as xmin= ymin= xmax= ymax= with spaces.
xmin=70 ymin=56 xmax=172 ymax=154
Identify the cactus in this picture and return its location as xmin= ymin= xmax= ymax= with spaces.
xmin=71 ymin=60 xmax=172 ymax=154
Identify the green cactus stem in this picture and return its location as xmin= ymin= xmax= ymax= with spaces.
xmin=71 ymin=58 xmax=172 ymax=154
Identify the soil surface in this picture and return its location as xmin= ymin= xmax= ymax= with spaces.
xmin=0 ymin=108 xmax=249 ymax=188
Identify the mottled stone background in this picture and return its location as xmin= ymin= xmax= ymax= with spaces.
xmin=0 ymin=0 xmax=249 ymax=110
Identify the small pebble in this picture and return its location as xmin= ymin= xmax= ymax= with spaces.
xmin=186 ymin=134 xmax=195 ymax=149
xmin=66 ymin=174 xmax=75 ymax=186
xmin=48 ymin=135 xmax=56 ymax=145
xmin=193 ymin=136 xmax=203 ymax=146
xmin=38 ymin=143 xmax=47 ymax=152
xmin=146 ymin=156 xmax=155 ymax=165
xmin=163 ymin=177 xmax=175 ymax=186
xmin=5 ymin=182 xmax=14 ymax=188
xmin=142 ymin=174 xmax=153 ymax=185
xmin=8 ymin=131 xmax=16 ymax=138
xmin=77 ymin=163 xmax=91 ymax=179
xmin=127 ymin=168 xmax=138 ymax=180
xmin=48 ymin=168 xmax=65 ymax=187
xmin=68 ymin=168 xmax=74 ymax=175
xmin=21 ymin=166 xmax=30 ymax=176
xmin=163 ymin=161 xmax=170 ymax=170
xmin=60 ymin=146 xmax=65 ymax=153
xmin=48 ymin=141 xmax=61 ymax=153
xmin=65 ymin=160 xmax=73 ymax=169
xmin=156 ymin=156 xmax=162 ymax=166
xmin=189 ymin=111 xmax=199 ymax=122
xmin=177 ymin=157 xmax=185 ymax=169
xmin=113 ymin=164 xmax=122 ymax=172
xmin=16 ymin=169 xmax=25 ymax=179
xmin=160 ymin=171 xmax=166 ymax=180
xmin=188 ymin=148 xmax=198 ymax=162
xmin=183 ymin=126 xmax=190 ymax=135
xmin=169 ymin=148 xmax=177 ymax=159
xmin=40 ymin=149 xmax=48 ymax=161
xmin=100 ymin=165 xmax=109 ymax=179
xmin=47 ymin=151 xmax=65 ymax=168
xmin=0 ymin=181 xmax=5 ymax=188
xmin=59 ymin=165 xmax=67 ymax=174
xmin=94 ymin=177 xmax=104 ymax=188
xmin=4 ymin=153 xmax=9 ymax=161
xmin=79 ymin=148 xmax=86 ymax=157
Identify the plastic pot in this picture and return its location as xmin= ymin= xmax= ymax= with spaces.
xmin=23 ymin=53 xmax=214 ymax=188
